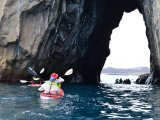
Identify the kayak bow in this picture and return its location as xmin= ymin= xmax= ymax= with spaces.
xmin=28 ymin=84 xmax=42 ymax=87
xmin=40 ymin=88 xmax=64 ymax=99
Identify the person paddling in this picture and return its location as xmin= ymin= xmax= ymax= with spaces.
xmin=38 ymin=73 xmax=63 ymax=95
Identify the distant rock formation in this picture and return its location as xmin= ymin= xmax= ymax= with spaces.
xmin=115 ymin=78 xmax=131 ymax=84
xmin=0 ymin=0 xmax=160 ymax=84
xmin=135 ymin=73 xmax=149 ymax=84
xmin=102 ymin=67 xmax=150 ymax=75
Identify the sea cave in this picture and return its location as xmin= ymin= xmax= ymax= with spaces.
xmin=0 ymin=0 xmax=159 ymax=84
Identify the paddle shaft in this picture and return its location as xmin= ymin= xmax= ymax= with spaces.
xmin=28 ymin=67 xmax=45 ymax=81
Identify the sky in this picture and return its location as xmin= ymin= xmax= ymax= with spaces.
xmin=104 ymin=9 xmax=150 ymax=69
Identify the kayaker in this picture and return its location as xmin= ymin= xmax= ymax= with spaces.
xmin=38 ymin=73 xmax=62 ymax=94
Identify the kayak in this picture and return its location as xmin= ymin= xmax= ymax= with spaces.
xmin=20 ymin=80 xmax=42 ymax=87
xmin=40 ymin=88 xmax=64 ymax=99
xmin=28 ymin=84 xmax=42 ymax=87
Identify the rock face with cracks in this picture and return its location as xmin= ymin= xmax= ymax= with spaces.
xmin=0 ymin=0 xmax=159 ymax=84
xmin=138 ymin=0 xmax=160 ymax=85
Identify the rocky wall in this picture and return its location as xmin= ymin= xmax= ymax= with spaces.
xmin=1 ymin=0 xmax=159 ymax=84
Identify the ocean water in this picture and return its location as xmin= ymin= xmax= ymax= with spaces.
xmin=0 ymin=74 xmax=159 ymax=119
xmin=100 ymin=74 xmax=138 ymax=84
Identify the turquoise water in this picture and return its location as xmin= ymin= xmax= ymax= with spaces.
xmin=0 ymin=75 xmax=159 ymax=119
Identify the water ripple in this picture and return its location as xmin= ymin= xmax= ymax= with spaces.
xmin=0 ymin=82 xmax=158 ymax=119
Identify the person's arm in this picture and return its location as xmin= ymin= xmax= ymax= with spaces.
xmin=38 ymin=84 xmax=44 ymax=91
xmin=38 ymin=87 xmax=44 ymax=91
xmin=55 ymin=77 xmax=64 ymax=83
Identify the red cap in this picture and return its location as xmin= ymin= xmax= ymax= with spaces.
xmin=51 ymin=73 xmax=58 ymax=78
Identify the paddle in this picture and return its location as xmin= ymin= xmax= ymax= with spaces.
xmin=40 ymin=68 xmax=45 ymax=74
xmin=20 ymin=67 xmax=45 ymax=83
xmin=27 ymin=67 xmax=37 ymax=76
xmin=27 ymin=67 xmax=45 ymax=81
xmin=64 ymin=69 xmax=73 ymax=76
xmin=20 ymin=68 xmax=73 ymax=83
xmin=20 ymin=80 xmax=30 ymax=83
xmin=55 ymin=69 xmax=73 ymax=83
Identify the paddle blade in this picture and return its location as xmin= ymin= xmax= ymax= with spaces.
xmin=55 ymin=77 xmax=64 ymax=83
xmin=20 ymin=80 xmax=28 ymax=83
xmin=27 ymin=67 xmax=37 ymax=76
xmin=40 ymin=68 xmax=45 ymax=74
xmin=64 ymin=69 xmax=73 ymax=76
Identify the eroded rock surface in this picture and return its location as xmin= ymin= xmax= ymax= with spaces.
xmin=0 ymin=0 xmax=159 ymax=84
xmin=138 ymin=0 xmax=160 ymax=85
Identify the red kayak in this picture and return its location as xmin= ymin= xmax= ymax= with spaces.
xmin=40 ymin=88 xmax=64 ymax=99
xmin=28 ymin=84 xmax=42 ymax=87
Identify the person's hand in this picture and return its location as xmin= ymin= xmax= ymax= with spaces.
xmin=38 ymin=87 xmax=44 ymax=91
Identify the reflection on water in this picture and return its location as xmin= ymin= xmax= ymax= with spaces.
xmin=99 ymin=84 xmax=153 ymax=119
xmin=100 ymin=73 xmax=138 ymax=84
xmin=38 ymin=98 xmax=60 ymax=109
xmin=0 ymin=77 xmax=159 ymax=119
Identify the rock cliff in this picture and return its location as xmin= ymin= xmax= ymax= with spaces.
xmin=0 ymin=0 xmax=159 ymax=84
xmin=137 ymin=0 xmax=160 ymax=85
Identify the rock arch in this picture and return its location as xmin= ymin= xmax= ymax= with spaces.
xmin=0 ymin=0 xmax=159 ymax=84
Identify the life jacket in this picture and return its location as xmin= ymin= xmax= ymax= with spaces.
xmin=46 ymin=81 xmax=61 ymax=88
xmin=33 ymin=77 xmax=40 ymax=80
xmin=32 ymin=77 xmax=41 ymax=84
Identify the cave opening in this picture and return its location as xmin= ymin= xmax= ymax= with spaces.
xmin=101 ymin=9 xmax=150 ymax=83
